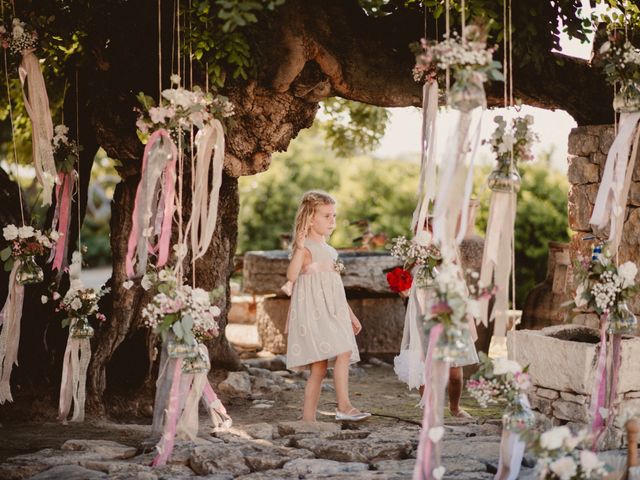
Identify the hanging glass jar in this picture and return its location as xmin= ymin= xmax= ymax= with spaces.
xmin=433 ymin=326 xmax=467 ymax=362
xmin=503 ymin=395 xmax=535 ymax=432
xmin=488 ymin=162 xmax=522 ymax=193
xmin=167 ymin=338 xmax=199 ymax=359
xmin=607 ymin=302 xmax=638 ymax=335
xmin=449 ymin=70 xmax=487 ymax=113
xmin=182 ymin=346 xmax=211 ymax=374
xmin=16 ymin=255 xmax=44 ymax=285
xmin=613 ymin=82 xmax=640 ymax=113
xmin=70 ymin=317 xmax=95 ymax=339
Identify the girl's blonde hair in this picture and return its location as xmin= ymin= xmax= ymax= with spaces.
xmin=292 ymin=190 xmax=336 ymax=250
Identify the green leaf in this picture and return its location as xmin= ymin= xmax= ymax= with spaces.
xmin=0 ymin=246 xmax=11 ymax=261
xmin=172 ymin=321 xmax=184 ymax=338
xmin=4 ymin=259 xmax=13 ymax=272
xmin=181 ymin=314 xmax=194 ymax=331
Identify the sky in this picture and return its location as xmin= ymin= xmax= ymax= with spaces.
xmin=372 ymin=13 xmax=600 ymax=173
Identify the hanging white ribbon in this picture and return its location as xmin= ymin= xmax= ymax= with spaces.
xmin=412 ymin=81 xmax=439 ymax=245
xmin=0 ymin=261 xmax=24 ymax=404
xmin=57 ymin=328 xmax=91 ymax=422
xmin=590 ymin=112 xmax=640 ymax=252
xmin=18 ymin=50 xmax=56 ymax=206
xmin=187 ymin=119 xmax=225 ymax=260
xmin=478 ymin=192 xmax=517 ymax=336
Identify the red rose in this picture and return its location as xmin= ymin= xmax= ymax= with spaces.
xmin=386 ymin=267 xmax=413 ymax=293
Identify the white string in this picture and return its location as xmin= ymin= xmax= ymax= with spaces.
xmin=76 ymin=70 xmax=81 ymax=252
xmin=445 ymin=0 xmax=450 ymax=104
xmin=158 ymin=0 xmax=162 ymax=103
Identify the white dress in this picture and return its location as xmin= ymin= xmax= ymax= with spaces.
xmin=285 ymin=239 xmax=360 ymax=371
xmin=394 ymin=269 xmax=479 ymax=390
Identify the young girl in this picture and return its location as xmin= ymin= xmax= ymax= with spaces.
xmin=282 ymin=190 xmax=370 ymax=422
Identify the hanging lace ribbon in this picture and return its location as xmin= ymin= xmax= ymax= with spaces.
xmin=414 ymin=323 xmax=449 ymax=480
xmin=0 ymin=261 xmax=24 ymax=404
xmin=126 ymin=129 xmax=177 ymax=278
xmin=187 ymin=119 xmax=225 ymax=260
xmin=18 ymin=50 xmax=56 ymax=206
xmin=412 ymin=81 xmax=439 ymax=243
xmin=478 ymin=192 xmax=517 ymax=336
xmin=49 ymin=171 xmax=76 ymax=274
xmin=590 ymin=112 xmax=640 ymax=251
xmin=57 ymin=326 xmax=91 ymax=422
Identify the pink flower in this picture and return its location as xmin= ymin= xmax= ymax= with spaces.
xmin=96 ymin=313 xmax=106 ymax=322
xmin=431 ymin=301 xmax=453 ymax=316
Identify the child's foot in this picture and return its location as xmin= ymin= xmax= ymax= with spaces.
xmin=449 ymin=408 xmax=473 ymax=419
xmin=335 ymin=407 xmax=371 ymax=421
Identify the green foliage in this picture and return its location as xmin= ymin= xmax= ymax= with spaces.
xmin=320 ymin=98 xmax=391 ymax=157
xmin=474 ymin=159 xmax=570 ymax=307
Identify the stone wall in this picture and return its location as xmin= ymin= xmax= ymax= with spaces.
xmin=567 ymin=125 xmax=640 ymax=315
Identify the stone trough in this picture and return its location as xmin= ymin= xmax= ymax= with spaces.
xmin=242 ymin=250 xmax=404 ymax=357
xmin=508 ymin=324 xmax=640 ymax=448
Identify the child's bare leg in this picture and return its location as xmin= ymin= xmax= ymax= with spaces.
xmin=333 ymin=351 xmax=355 ymax=412
xmin=448 ymin=366 xmax=463 ymax=414
xmin=302 ymin=360 xmax=328 ymax=421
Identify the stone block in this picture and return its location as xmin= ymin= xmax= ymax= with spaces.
xmin=256 ymin=297 xmax=288 ymax=354
xmin=552 ymin=399 xmax=589 ymax=423
xmin=567 ymin=156 xmax=600 ymax=184
xmin=560 ymin=391 xmax=588 ymax=405
xmin=570 ymin=311 xmax=599 ymax=329
xmin=625 ymin=391 xmax=640 ymax=399
xmin=529 ymin=393 xmax=553 ymax=416
xmin=568 ymin=129 xmax=599 ymax=156
xmin=536 ymin=388 xmax=559 ymax=400
xmin=598 ymin=126 xmax=616 ymax=154
xmin=229 ymin=295 xmax=257 ymax=324
xmin=243 ymin=250 xmax=400 ymax=296
xmin=509 ymin=326 xmax=640 ymax=396
xmin=568 ymin=184 xmax=598 ymax=232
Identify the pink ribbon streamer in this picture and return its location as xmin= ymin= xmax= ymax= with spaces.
xmin=590 ymin=314 xmax=609 ymax=439
xmin=126 ymin=129 xmax=177 ymax=278
xmin=414 ymin=324 xmax=449 ymax=480
xmin=202 ymin=380 xmax=232 ymax=428
xmin=50 ymin=172 xmax=75 ymax=273
xmin=0 ymin=262 xmax=25 ymax=404
xmin=152 ymin=358 xmax=183 ymax=466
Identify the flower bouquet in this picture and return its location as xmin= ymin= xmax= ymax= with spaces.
xmin=467 ymin=353 xmax=534 ymax=431
xmin=389 ymin=235 xmax=441 ymax=289
xmin=529 ymin=427 xmax=607 ymax=480
xmin=568 ymin=244 xmax=639 ymax=334
xmin=412 ymin=22 xmax=503 ymax=111
xmin=56 ymin=279 xmax=109 ymax=339
xmin=0 ymin=18 xmax=38 ymax=55
xmin=52 ymin=124 xmax=81 ymax=173
xmin=1 ymin=224 xmax=59 ymax=284
xmin=596 ymin=31 xmax=640 ymax=112
xmin=484 ymin=114 xmax=539 ymax=193
xmin=141 ymin=267 xmax=222 ymax=358
xmin=334 ymin=258 xmax=345 ymax=275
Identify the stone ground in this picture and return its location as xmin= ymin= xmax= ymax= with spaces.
xmin=0 ymin=352 xmax=534 ymax=480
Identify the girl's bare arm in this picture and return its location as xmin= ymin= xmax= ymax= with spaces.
xmin=286 ymin=247 xmax=311 ymax=283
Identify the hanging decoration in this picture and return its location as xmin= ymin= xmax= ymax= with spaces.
xmin=54 ymin=251 xmax=109 ymax=422
xmin=467 ymin=354 xmax=534 ymax=480
xmin=0 ymin=225 xmax=57 ymax=403
xmin=139 ymin=267 xmax=231 ymax=466
xmin=0 ymin=18 xmax=57 ymax=206
xmin=567 ymin=245 xmax=638 ymax=446
xmin=49 ymin=124 xmax=81 ymax=276
xmin=478 ymin=115 xmax=538 ymax=337
xmin=590 ymin=32 xmax=640 ymax=251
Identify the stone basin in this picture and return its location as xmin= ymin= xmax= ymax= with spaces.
xmin=508 ymin=324 xmax=640 ymax=396
xmin=242 ymin=250 xmax=400 ymax=296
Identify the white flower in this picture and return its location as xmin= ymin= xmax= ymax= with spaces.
xmin=600 ymin=41 xmax=611 ymax=54
xmin=549 ymin=456 xmax=577 ymax=480
xmin=192 ymin=288 xmax=210 ymax=305
xmin=159 ymin=270 xmax=170 ymax=281
xmin=170 ymin=74 xmax=181 ymax=86
xmin=12 ymin=24 xmax=24 ymax=37
xmin=579 ymin=450 xmax=603 ymax=476
xmin=70 ymin=278 xmax=84 ymax=291
xmin=618 ymin=261 xmax=637 ymax=288
xmin=161 ymin=88 xmax=193 ymax=109
xmin=428 ymin=426 xmax=444 ymax=443
xmin=70 ymin=298 xmax=82 ymax=311
xmin=49 ymin=230 xmax=61 ymax=241
xmin=52 ymin=292 xmax=61 ymax=300
xmin=3 ymin=224 xmax=19 ymax=241
xmin=432 ymin=466 xmax=445 ymax=480
xmin=141 ymin=275 xmax=153 ymax=291
xmin=17 ymin=225 xmax=35 ymax=239
xmin=54 ymin=124 xmax=69 ymax=137
xmin=41 ymin=295 xmax=48 ymax=304
xmin=492 ymin=357 xmax=522 ymax=376
xmin=211 ymin=305 xmax=221 ymax=316
xmin=122 ymin=280 xmax=134 ymax=290
xmin=540 ymin=426 xmax=571 ymax=450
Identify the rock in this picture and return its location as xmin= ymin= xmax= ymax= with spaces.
xmin=625 ymin=391 xmax=640 ymax=399
xmin=189 ymin=444 xmax=250 ymax=477
xmin=61 ymin=439 xmax=137 ymax=460
xmin=218 ymin=371 xmax=252 ymax=398
xmin=560 ymin=391 xmax=588 ymax=404
xmin=293 ymin=436 xmax=413 ymax=463
xmin=242 ymin=422 xmax=275 ymax=440
xmin=568 ymin=128 xmax=599 ymax=157
xmin=349 ymin=297 xmax=405 ymax=355
xmin=0 ymin=463 xmax=49 ymax=480
xmin=552 ymin=399 xmax=589 ymax=423
xmin=536 ymin=388 xmax=560 ymax=400
xmin=277 ymin=421 xmax=341 ymax=436
xmin=567 ymin=184 xmax=599 ymax=232
xmin=567 ymin=155 xmax=600 ymax=184
xmin=282 ymin=458 xmax=369 ymax=475
xmin=256 ymin=297 xmax=288 ymax=354
xmin=28 ymin=465 xmax=107 ymax=480
xmin=244 ymin=355 xmax=287 ymax=371
xmin=235 ymin=470 xmax=299 ymax=480
xmin=229 ymin=295 xmax=257 ymax=325
xmin=372 ymin=459 xmax=416 ymax=474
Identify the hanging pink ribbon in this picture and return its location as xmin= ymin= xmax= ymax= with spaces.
xmin=590 ymin=314 xmax=609 ymax=442
xmin=414 ymin=323 xmax=449 ymax=480
xmin=202 ymin=380 xmax=232 ymax=428
xmin=58 ymin=329 xmax=91 ymax=423
xmin=50 ymin=171 xmax=76 ymax=273
xmin=0 ymin=261 xmax=25 ymax=404
xmin=18 ymin=50 xmax=56 ymax=206
xmin=126 ymin=129 xmax=177 ymax=278
xmin=152 ymin=358 xmax=183 ymax=466
xmin=186 ymin=119 xmax=225 ymax=260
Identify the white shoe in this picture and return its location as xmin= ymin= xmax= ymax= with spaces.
xmin=335 ymin=408 xmax=371 ymax=421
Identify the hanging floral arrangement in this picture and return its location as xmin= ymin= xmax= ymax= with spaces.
xmin=597 ymin=31 xmax=640 ymax=113
xmin=389 ymin=235 xmax=441 ymax=288
xmin=1 ymin=224 xmax=58 ymax=283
